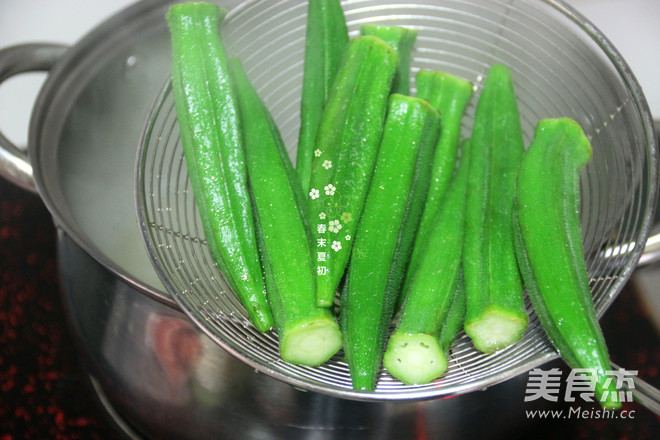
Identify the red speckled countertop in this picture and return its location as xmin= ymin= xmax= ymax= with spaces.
xmin=1 ymin=174 xmax=659 ymax=439
xmin=0 ymin=178 xmax=123 ymax=439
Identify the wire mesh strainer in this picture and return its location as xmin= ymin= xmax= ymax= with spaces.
xmin=136 ymin=0 xmax=657 ymax=401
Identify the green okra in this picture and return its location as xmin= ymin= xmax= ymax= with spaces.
xmin=382 ymin=79 xmax=446 ymax=316
xmin=166 ymin=2 xmax=273 ymax=332
xmin=383 ymin=139 xmax=471 ymax=386
xmin=360 ymin=24 xmax=418 ymax=95
xmin=346 ymin=28 xmax=423 ymax=308
xmin=438 ymin=273 xmax=467 ymax=355
xmin=296 ymin=0 xmax=349 ymax=194
xmin=463 ymin=64 xmax=527 ymax=353
xmin=514 ymin=118 xmax=620 ymax=410
xmin=230 ymin=59 xmax=341 ymax=366
xmin=402 ymin=70 xmax=473 ymax=301
xmin=307 ymin=35 xmax=399 ymax=308
xmin=340 ymin=94 xmax=441 ymax=391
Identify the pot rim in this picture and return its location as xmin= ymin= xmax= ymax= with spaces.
xmin=28 ymin=0 xmax=179 ymax=308
xmin=16 ymin=0 xmax=660 ymax=340
xmin=134 ymin=0 xmax=658 ymax=402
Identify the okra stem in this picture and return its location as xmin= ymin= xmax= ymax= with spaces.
xmin=166 ymin=2 xmax=273 ymax=332
xmin=463 ymin=64 xmax=527 ymax=353
xmin=307 ymin=35 xmax=398 ymax=308
xmin=231 ymin=59 xmax=341 ymax=366
xmin=402 ymin=70 xmax=473 ymax=302
xmin=341 ymin=94 xmax=441 ymax=391
xmin=383 ymin=139 xmax=471 ymax=385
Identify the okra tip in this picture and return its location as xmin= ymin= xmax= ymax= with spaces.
xmin=597 ymin=380 xmax=623 ymax=411
xmin=166 ymin=1 xmax=228 ymax=23
xmin=535 ymin=118 xmax=593 ymax=164
xmin=485 ymin=62 xmax=513 ymax=79
xmin=360 ymin=24 xmax=419 ymax=40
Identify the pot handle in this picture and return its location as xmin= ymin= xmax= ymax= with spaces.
xmin=0 ymin=43 xmax=68 ymax=192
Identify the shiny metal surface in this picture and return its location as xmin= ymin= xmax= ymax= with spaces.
xmin=58 ymin=231 xmax=534 ymax=439
xmin=27 ymin=0 xmax=176 ymax=302
xmin=0 ymin=0 xmax=657 ymax=437
xmin=138 ymin=0 xmax=656 ymax=400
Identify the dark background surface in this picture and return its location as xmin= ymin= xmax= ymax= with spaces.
xmin=1 ymin=175 xmax=659 ymax=439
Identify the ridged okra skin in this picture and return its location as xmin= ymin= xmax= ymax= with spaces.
xmin=514 ymin=118 xmax=620 ymax=410
xmin=463 ymin=64 xmax=528 ymax=353
xmin=402 ymin=70 xmax=473 ymax=301
xmin=384 ymin=139 xmax=471 ymax=386
xmin=307 ymin=35 xmax=398 ymax=308
xmin=341 ymin=94 xmax=441 ymax=391
xmin=438 ymin=273 xmax=467 ymax=355
xmin=415 ymin=71 xmax=473 ymax=221
xmin=360 ymin=25 xmax=418 ymax=95
xmin=166 ymin=2 xmax=273 ymax=332
xmin=296 ymin=0 xmax=349 ymax=194
xmin=382 ymin=82 xmax=443 ymax=314
xmin=230 ymin=59 xmax=341 ymax=367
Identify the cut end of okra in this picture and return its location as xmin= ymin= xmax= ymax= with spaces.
xmin=465 ymin=307 xmax=528 ymax=354
xmin=383 ymin=332 xmax=448 ymax=385
xmin=280 ymin=316 xmax=342 ymax=367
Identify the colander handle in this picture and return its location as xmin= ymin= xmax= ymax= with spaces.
xmin=611 ymin=362 xmax=660 ymax=416
xmin=0 ymin=43 xmax=68 ymax=192
xmin=639 ymin=231 xmax=660 ymax=266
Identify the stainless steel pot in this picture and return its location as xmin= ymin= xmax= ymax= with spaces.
xmin=58 ymin=228 xmax=537 ymax=439
xmin=0 ymin=0 xmax=657 ymax=438
xmin=0 ymin=1 xmax=532 ymax=438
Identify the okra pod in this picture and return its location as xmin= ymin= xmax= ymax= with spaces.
xmin=438 ymin=273 xmax=467 ymax=355
xmin=383 ymin=139 xmax=471 ymax=385
xmin=514 ymin=118 xmax=620 ymax=410
xmin=382 ymin=110 xmax=439 ymax=310
xmin=402 ymin=70 xmax=473 ymax=301
xmin=360 ymin=25 xmax=418 ymax=95
xmin=166 ymin=2 xmax=273 ymax=332
xmin=307 ymin=35 xmax=399 ymax=307
xmin=296 ymin=0 xmax=349 ymax=193
xmin=340 ymin=94 xmax=441 ymax=391
xmin=463 ymin=64 xmax=527 ymax=353
xmin=231 ymin=59 xmax=341 ymax=366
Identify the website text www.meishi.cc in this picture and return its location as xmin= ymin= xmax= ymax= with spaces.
xmin=523 ymin=367 xmax=638 ymax=419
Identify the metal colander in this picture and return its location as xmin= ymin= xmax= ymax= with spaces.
xmin=136 ymin=0 xmax=657 ymax=401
